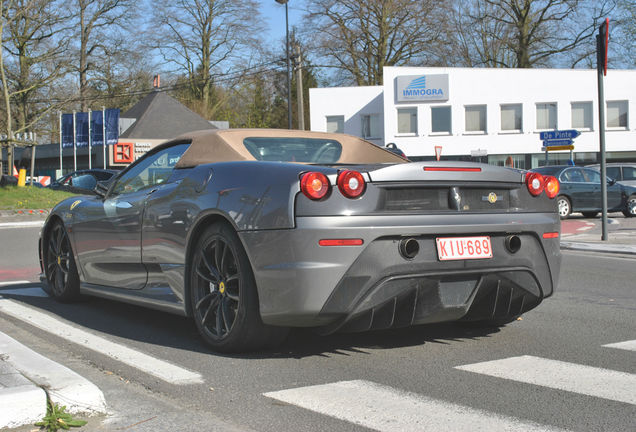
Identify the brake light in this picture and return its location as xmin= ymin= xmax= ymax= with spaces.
xmin=424 ymin=167 xmax=481 ymax=172
xmin=337 ymin=170 xmax=365 ymax=198
xmin=526 ymin=172 xmax=545 ymax=196
xmin=300 ymin=172 xmax=330 ymax=200
xmin=544 ymin=175 xmax=560 ymax=199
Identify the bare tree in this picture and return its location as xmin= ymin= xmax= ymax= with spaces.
xmin=69 ymin=0 xmax=135 ymax=111
xmin=462 ymin=0 xmax=615 ymax=68
xmin=304 ymin=0 xmax=444 ymax=86
xmin=150 ymin=0 xmax=264 ymax=119
xmin=439 ymin=0 xmax=517 ymax=67
xmin=612 ymin=0 xmax=636 ymax=68
xmin=4 ymin=0 xmax=70 ymax=132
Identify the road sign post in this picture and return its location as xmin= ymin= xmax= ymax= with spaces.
xmin=597 ymin=18 xmax=609 ymax=241
xmin=540 ymin=130 xmax=580 ymax=165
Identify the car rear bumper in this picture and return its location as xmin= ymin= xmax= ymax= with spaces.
xmin=238 ymin=212 xmax=561 ymax=330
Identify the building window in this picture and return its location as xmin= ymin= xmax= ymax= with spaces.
xmin=536 ymin=103 xmax=557 ymax=130
xmin=361 ymin=114 xmax=381 ymax=139
xmin=326 ymin=115 xmax=344 ymax=133
xmin=431 ymin=106 xmax=452 ymax=134
xmin=500 ymin=104 xmax=522 ymax=132
xmin=465 ymin=105 xmax=486 ymax=133
xmin=607 ymin=101 xmax=628 ymax=128
xmin=571 ymin=102 xmax=593 ymax=130
xmin=397 ymin=107 xmax=417 ymax=134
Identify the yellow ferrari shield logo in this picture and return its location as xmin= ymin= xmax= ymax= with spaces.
xmin=70 ymin=200 xmax=82 ymax=210
xmin=487 ymin=192 xmax=498 ymax=204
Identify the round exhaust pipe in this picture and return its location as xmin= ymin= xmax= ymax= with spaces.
xmin=505 ymin=235 xmax=521 ymax=254
xmin=399 ymin=238 xmax=420 ymax=260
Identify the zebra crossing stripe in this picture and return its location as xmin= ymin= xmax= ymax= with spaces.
xmin=456 ymin=355 xmax=636 ymax=405
xmin=263 ymin=380 xmax=567 ymax=432
xmin=0 ymin=298 xmax=203 ymax=385
xmin=603 ymin=340 xmax=636 ymax=352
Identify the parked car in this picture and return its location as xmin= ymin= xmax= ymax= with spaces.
xmin=48 ymin=169 xmax=117 ymax=194
xmin=40 ymin=129 xmax=562 ymax=352
xmin=384 ymin=142 xmax=408 ymax=159
xmin=586 ymin=163 xmax=636 ymax=188
xmin=531 ymin=165 xmax=636 ymax=219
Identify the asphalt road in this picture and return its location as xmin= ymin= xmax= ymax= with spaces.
xmin=0 ymin=225 xmax=634 ymax=431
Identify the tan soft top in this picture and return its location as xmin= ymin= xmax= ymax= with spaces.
xmin=172 ymin=129 xmax=406 ymax=168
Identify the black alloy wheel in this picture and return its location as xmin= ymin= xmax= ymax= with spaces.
xmin=623 ymin=195 xmax=636 ymax=217
xmin=190 ymin=223 xmax=288 ymax=352
xmin=45 ymin=222 xmax=80 ymax=301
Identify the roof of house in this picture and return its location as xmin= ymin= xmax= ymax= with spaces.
xmin=120 ymin=90 xmax=217 ymax=140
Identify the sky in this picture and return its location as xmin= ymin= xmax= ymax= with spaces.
xmin=261 ymin=0 xmax=305 ymax=46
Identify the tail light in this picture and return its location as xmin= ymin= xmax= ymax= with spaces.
xmin=300 ymin=172 xmax=330 ymax=200
xmin=337 ymin=170 xmax=365 ymax=198
xmin=544 ymin=176 xmax=560 ymax=199
xmin=526 ymin=172 xmax=545 ymax=196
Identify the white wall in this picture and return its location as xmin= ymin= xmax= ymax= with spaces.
xmin=309 ymin=86 xmax=384 ymax=145
xmin=310 ymin=66 xmax=636 ymax=160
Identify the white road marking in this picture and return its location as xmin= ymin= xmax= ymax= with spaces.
xmin=0 ymin=280 xmax=30 ymax=287
xmin=0 ymin=298 xmax=203 ymax=385
xmin=263 ymin=380 xmax=567 ymax=432
xmin=0 ymin=221 xmax=44 ymax=229
xmin=456 ymin=355 xmax=636 ymax=405
xmin=603 ymin=340 xmax=636 ymax=352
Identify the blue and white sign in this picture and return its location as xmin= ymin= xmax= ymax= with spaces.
xmin=542 ymin=138 xmax=574 ymax=147
xmin=396 ymin=74 xmax=449 ymax=102
xmin=539 ymin=129 xmax=580 ymax=141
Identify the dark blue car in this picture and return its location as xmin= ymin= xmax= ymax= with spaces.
xmin=531 ymin=165 xmax=636 ymax=219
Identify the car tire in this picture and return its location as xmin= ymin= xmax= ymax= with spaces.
xmin=623 ymin=195 xmax=636 ymax=218
xmin=44 ymin=221 xmax=80 ymax=302
xmin=189 ymin=222 xmax=288 ymax=352
xmin=582 ymin=212 xmax=598 ymax=218
xmin=557 ymin=196 xmax=571 ymax=219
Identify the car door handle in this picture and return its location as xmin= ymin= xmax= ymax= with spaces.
xmin=115 ymin=201 xmax=133 ymax=209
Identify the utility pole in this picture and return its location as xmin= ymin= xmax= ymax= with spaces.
xmin=294 ymin=44 xmax=304 ymax=130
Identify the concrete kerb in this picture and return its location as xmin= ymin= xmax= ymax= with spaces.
xmin=559 ymin=241 xmax=636 ymax=255
xmin=0 ymin=331 xmax=107 ymax=428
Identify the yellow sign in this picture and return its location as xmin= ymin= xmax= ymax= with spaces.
xmin=542 ymin=145 xmax=574 ymax=151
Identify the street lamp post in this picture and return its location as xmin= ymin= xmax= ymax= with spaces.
xmin=275 ymin=0 xmax=292 ymax=129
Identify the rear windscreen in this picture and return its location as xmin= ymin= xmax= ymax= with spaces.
xmin=243 ymin=137 xmax=342 ymax=163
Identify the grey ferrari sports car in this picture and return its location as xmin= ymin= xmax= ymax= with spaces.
xmin=39 ymin=129 xmax=562 ymax=352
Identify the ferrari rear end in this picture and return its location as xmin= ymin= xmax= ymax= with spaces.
xmin=239 ymin=161 xmax=561 ymax=333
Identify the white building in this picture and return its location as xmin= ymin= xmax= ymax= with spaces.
xmin=309 ymin=67 xmax=636 ymax=168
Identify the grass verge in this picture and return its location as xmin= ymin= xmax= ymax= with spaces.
xmin=0 ymin=185 xmax=76 ymax=210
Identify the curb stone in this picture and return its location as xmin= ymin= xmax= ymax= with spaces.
xmin=0 ymin=331 xmax=107 ymax=428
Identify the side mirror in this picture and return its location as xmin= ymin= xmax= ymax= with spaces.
xmin=608 ymin=178 xmax=617 ymax=186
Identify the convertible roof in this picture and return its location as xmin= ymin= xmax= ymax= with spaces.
xmin=171 ymin=129 xmax=406 ymax=168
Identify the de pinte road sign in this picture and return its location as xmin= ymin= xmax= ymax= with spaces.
xmin=540 ymin=129 xmax=580 ymax=151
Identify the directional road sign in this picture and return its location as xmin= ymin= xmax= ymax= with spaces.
xmin=541 ymin=145 xmax=575 ymax=152
xmin=542 ymin=138 xmax=574 ymax=147
xmin=539 ymin=130 xmax=580 ymax=141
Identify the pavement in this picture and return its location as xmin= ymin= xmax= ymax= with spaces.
xmin=0 ymin=209 xmax=634 ymax=429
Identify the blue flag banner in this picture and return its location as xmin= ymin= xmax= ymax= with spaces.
xmin=104 ymin=108 xmax=120 ymax=146
xmin=61 ymin=109 xmax=120 ymax=148
xmin=75 ymin=112 xmax=89 ymax=147
xmin=61 ymin=114 xmax=74 ymax=148
xmin=91 ymin=110 xmax=104 ymax=146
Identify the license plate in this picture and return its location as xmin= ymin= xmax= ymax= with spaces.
xmin=436 ymin=236 xmax=492 ymax=261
